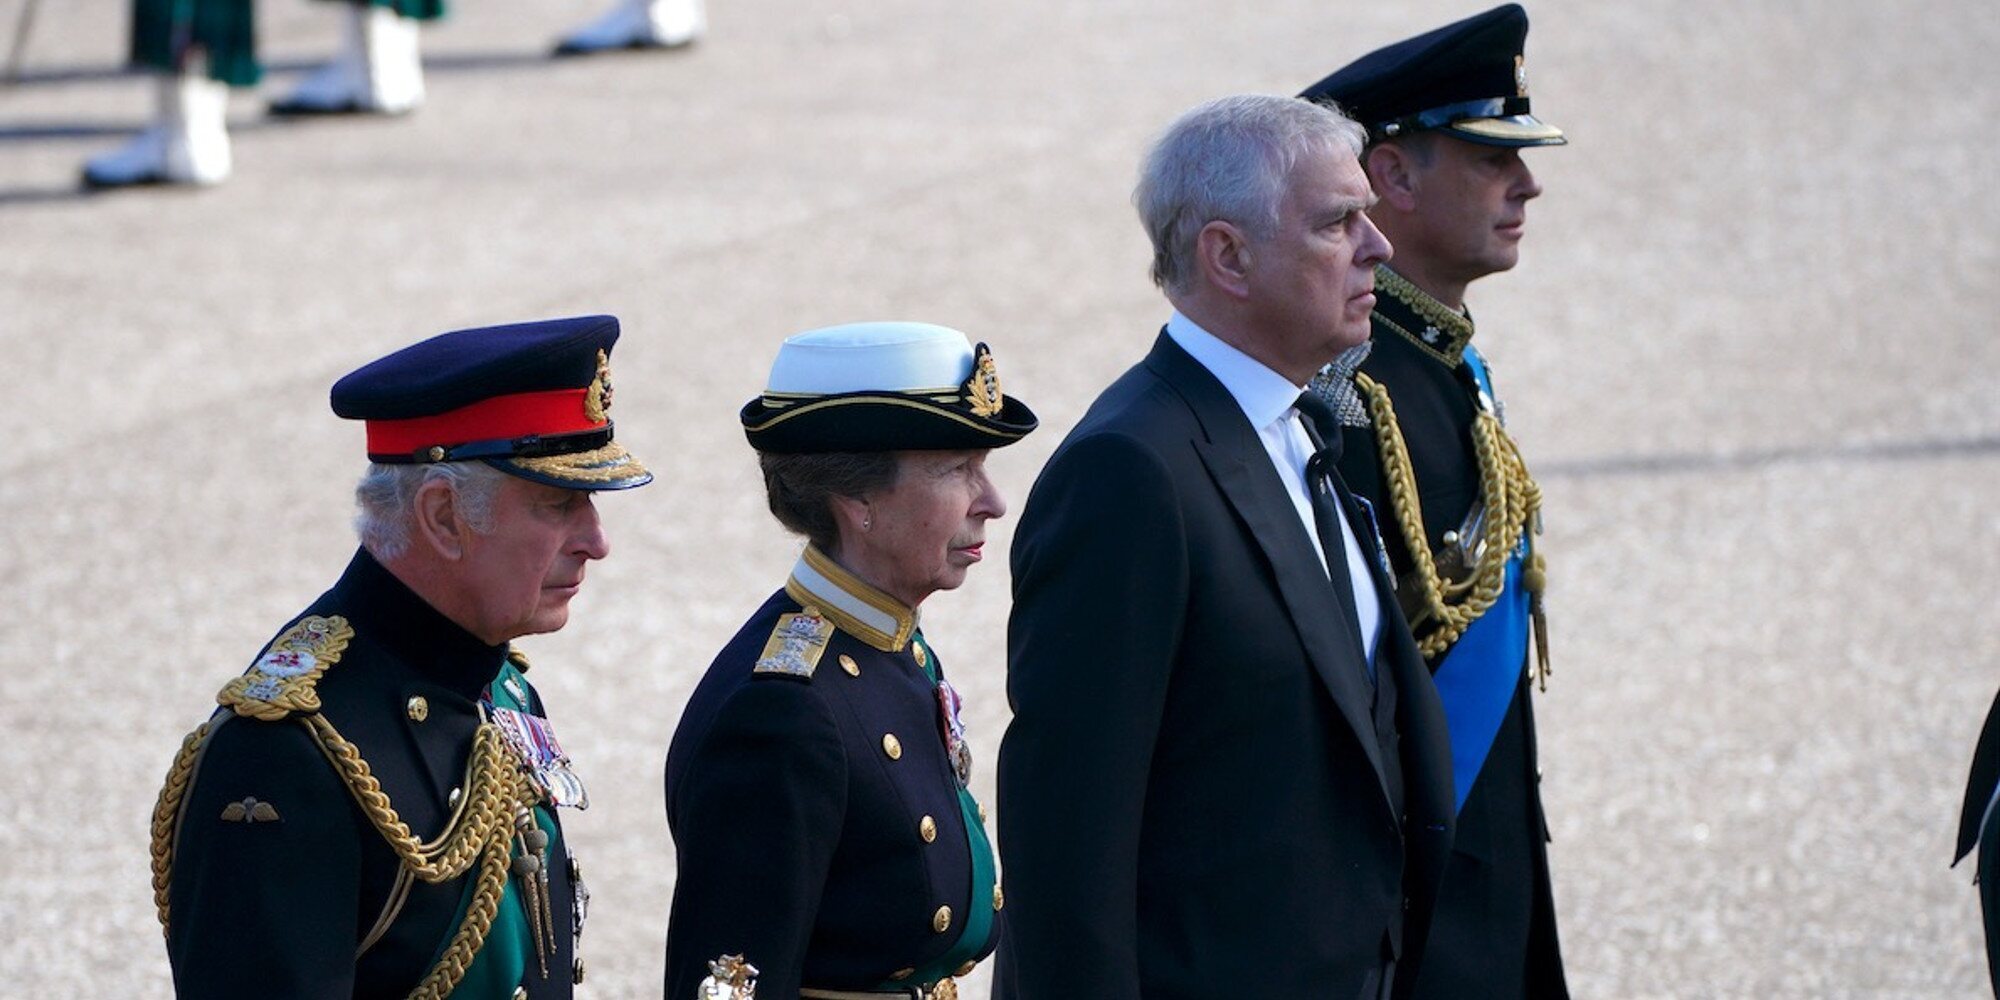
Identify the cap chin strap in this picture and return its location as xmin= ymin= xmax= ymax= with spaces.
xmin=367 ymin=425 xmax=617 ymax=464
xmin=1375 ymin=96 xmax=1531 ymax=138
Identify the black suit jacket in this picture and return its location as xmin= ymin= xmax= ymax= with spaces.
xmin=1957 ymin=687 xmax=2000 ymax=997
xmin=997 ymin=333 xmax=1455 ymax=1000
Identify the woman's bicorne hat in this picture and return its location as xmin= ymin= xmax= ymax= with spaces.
xmin=741 ymin=322 xmax=1038 ymax=453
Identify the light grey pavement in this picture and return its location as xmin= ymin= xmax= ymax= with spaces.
xmin=2 ymin=0 xmax=1997 ymax=996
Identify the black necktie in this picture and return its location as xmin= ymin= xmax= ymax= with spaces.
xmin=1295 ymin=392 xmax=1371 ymax=676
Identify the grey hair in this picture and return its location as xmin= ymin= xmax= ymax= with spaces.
xmin=353 ymin=462 xmax=509 ymax=560
xmin=1135 ymin=94 xmax=1368 ymax=293
xmin=757 ymin=451 xmax=901 ymax=553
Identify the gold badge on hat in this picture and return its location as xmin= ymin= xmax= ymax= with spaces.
xmin=1515 ymin=55 xmax=1528 ymax=98
xmin=584 ymin=349 xmax=614 ymax=425
xmin=964 ymin=343 xmax=1004 ymax=418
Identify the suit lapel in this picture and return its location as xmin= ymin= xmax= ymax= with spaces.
xmin=1146 ymin=334 xmax=1390 ymax=798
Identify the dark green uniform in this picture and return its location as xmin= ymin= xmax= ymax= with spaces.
xmin=154 ymin=550 xmax=585 ymax=998
xmin=127 ymin=0 xmax=444 ymax=85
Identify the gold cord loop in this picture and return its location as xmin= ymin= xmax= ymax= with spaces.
xmin=1356 ymin=373 xmax=1549 ymax=684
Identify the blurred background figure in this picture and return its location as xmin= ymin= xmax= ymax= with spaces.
xmin=553 ymin=0 xmax=702 ymax=56
xmin=80 ymin=0 xmax=439 ymax=188
xmin=268 ymin=0 xmax=437 ymax=116
xmin=1958 ymin=688 xmax=2000 ymax=998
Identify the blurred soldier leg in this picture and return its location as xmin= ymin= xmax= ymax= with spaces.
xmin=82 ymin=0 xmax=255 ymax=188
xmin=553 ymin=0 xmax=703 ymax=56
xmin=270 ymin=0 xmax=438 ymax=116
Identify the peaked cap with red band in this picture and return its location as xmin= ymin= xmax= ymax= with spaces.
xmin=331 ymin=314 xmax=652 ymax=490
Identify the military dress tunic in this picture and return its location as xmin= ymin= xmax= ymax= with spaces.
xmin=1334 ymin=266 xmax=1567 ymax=1000
xmin=664 ymin=545 xmax=1002 ymax=999
xmin=154 ymin=549 xmax=584 ymax=999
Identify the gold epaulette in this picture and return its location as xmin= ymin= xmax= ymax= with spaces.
xmin=753 ymin=608 xmax=834 ymax=678
xmin=215 ymin=615 xmax=355 ymax=721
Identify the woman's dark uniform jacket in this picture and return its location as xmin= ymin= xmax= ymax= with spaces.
xmin=154 ymin=550 xmax=583 ymax=998
xmin=1332 ymin=274 xmax=1566 ymax=1000
xmin=1957 ymin=687 xmax=2000 ymax=997
xmin=663 ymin=547 xmax=1002 ymax=998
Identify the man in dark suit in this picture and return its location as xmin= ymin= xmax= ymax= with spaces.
xmin=1958 ymin=688 xmax=2000 ymax=997
xmin=1298 ymin=8 xmax=1569 ymax=997
xmin=996 ymin=94 xmax=1455 ymax=1000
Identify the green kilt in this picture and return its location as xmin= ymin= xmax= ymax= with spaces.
xmin=129 ymin=0 xmax=446 ymax=87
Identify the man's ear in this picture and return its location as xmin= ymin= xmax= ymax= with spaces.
xmin=1365 ymin=142 xmax=1422 ymax=213
xmin=1195 ymin=220 xmax=1254 ymax=300
xmin=412 ymin=478 xmax=468 ymax=560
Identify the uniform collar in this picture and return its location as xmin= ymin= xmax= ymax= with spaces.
xmin=1374 ymin=265 xmax=1475 ymax=366
xmin=785 ymin=544 xmax=919 ymax=652
xmin=333 ymin=548 xmax=511 ymax=699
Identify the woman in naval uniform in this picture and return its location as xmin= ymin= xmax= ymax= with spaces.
xmin=663 ymin=322 xmax=1038 ymax=1000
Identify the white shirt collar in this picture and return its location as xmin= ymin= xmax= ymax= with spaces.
xmin=1164 ymin=311 xmax=1308 ymax=431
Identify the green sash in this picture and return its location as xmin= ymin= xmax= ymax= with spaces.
xmin=424 ymin=662 xmax=551 ymax=998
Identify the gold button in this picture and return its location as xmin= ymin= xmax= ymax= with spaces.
xmin=956 ymin=961 xmax=978 ymax=976
xmin=568 ymin=856 xmax=582 ymax=881
xmin=890 ymin=967 xmax=915 ymax=981
xmin=840 ymin=654 xmax=860 ymax=677
xmin=919 ymin=815 xmax=937 ymax=843
xmin=977 ymin=802 xmax=987 ymax=824
xmin=914 ymin=643 xmax=929 ymax=667
xmin=573 ymin=958 xmax=586 ymax=984
xmin=932 ymin=905 xmax=952 ymax=933
xmin=447 ymin=786 xmax=462 ymax=808
xmin=428 ymin=445 xmax=447 ymax=462
xmin=512 ymin=988 xmax=527 ymax=1000
xmin=405 ymin=696 xmax=429 ymax=723
xmin=882 ymin=733 xmax=902 ymax=760
xmin=993 ymin=884 xmax=1004 ymax=910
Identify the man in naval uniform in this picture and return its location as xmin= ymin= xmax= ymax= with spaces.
xmin=83 ymin=0 xmax=439 ymax=188
xmin=149 ymin=314 xmax=650 ymax=997
xmin=1957 ymin=688 xmax=2000 ymax=997
xmin=1300 ymin=6 xmax=1568 ymax=998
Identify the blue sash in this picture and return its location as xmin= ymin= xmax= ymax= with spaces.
xmin=1429 ymin=346 xmax=1531 ymax=814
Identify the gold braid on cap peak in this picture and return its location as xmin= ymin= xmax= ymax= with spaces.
xmin=1356 ymin=372 xmax=1550 ymax=687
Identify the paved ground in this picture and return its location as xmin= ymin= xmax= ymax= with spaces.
xmin=3 ymin=0 xmax=1997 ymax=996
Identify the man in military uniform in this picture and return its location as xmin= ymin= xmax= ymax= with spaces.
xmin=150 ymin=314 xmax=650 ymax=997
xmin=83 ymin=0 xmax=438 ymax=188
xmin=1957 ymin=688 xmax=2000 ymax=997
xmin=1300 ymin=6 xmax=1569 ymax=998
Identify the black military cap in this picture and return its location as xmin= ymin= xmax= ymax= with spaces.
xmin=331 ymin=314 xmax=652 ymax=490
xmin=740 ymin=322 xmax=1038 ymax=454
xmin=1300 ymin=3 xmax=1565 ymax=148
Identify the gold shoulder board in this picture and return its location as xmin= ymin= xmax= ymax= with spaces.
xmin=753 ymin=609 xmax=832 ymax=679
xmin=216 ymin=615 xmax=356 ymax=721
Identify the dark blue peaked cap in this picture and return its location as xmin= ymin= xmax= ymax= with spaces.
xmin=331 ymin=314 xmax=652 ymax=490
xmin=1300 ymin=4 xmax=1565 ymax=148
